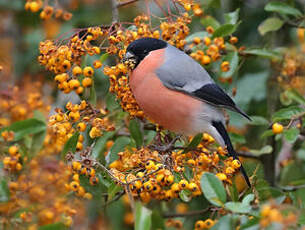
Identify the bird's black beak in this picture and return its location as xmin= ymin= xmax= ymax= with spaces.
xmin=123 ymin=51 xmax=137 ymax=69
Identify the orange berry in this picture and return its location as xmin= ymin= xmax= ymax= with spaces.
xmin=232 ymin=159 xmax=241 ymax=169
xmin=68 ymin=79 xmax=80 ymax=90
xmin=62 ymin=60 xmax=71 ymax=70
xmin=203 ymin=36 xmax=211 ymax=46
xmin=201 ymin=55 xmax=211 ymax=65
xmin=72 ymin=66 xmax=82 ymax=76
xmin=272 ymin=123 xmax=283 ymax=134
xmin=30 ymin=1 xmax=40 ymax=12
xmin=221 ymin=61 xmax=230 ymax=72
xmin=83 ymin=66 xmax=94 ymax=77
xmin=8 ymin=146 xmax=19 ymax=156
xmin=193 ymin=37 xmax=201 ymax=44
xmin=82 ymin=77 xmax=92 ymax=87
xmin=206 ymin=26 xmax=214 ymax=34
xmin=77 ymin=122 xmax=86 ymax=132
xmin=229 ymin=36 xmax=238 ymax=44
xmin=70 ymin=181 xmax=80 ymax=191
xmin=178 ymin=179 xmax=189 ymax=190
xmin=216 ymin=173 xmax=227 ymax=181
xmin=76 ymin=86 xmax=84 ymax=95
xmin=195 ymin=220 xmax=205 ymax=229
xmin=93 ymin=60 xmax=102 ymax=69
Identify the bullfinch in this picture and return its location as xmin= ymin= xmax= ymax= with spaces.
xmin=123 ymin=37 xmax=251 ymax=187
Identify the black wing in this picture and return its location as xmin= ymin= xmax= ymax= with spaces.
xmin=191 ymin=83 xmax=251 ymax=121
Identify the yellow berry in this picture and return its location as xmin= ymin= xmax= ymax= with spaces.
xmin=72 ymin=66 xmax=82 ymax=76
xmin=272 ymin=122 xmax=284 ymax=134
xmin=195 ymin=220 xmax=205 ymax=229
xmin=83 ymin=66 xmax=94 ymax=77
xmin=232 ymin=159 xmax=241 ymax=169
xmin=82 ymin=77 xmax=92 ymax=87
xmin=216 ymin=173 xmax=227 ymax=181
xmin=30 ymin=1 xmax=40 ymax=12
xmin=193 ymin=37 xmax=201 ymax=44
xmin=8 ymin=146 xmax=19 ymax=156
xmin=68 ymin=79 xmax=80 ymax=90
xmin=77 ymin=122 xmax=86 ymax=132
xmin=229 ymin=36 xmax=238 ymax=44
xmin=70 ymin=181 xmax=80 ymax=191
xmin=178 ymin=179 xmax=189 ymax=190
xmin=76 ymin=86 xmax=84 ymax=95
xmin=93 ymin=60 xmax=102 ymax=69
xmin=221 ymin=61 xmax=230 ymax=72
xmin=84 ymin=192 xmax=93 ymax=200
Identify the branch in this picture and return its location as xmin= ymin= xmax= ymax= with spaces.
xmin=162 ymin=207 xmax=212 ymax=218
xmin=117 ymin=0 xmax=139 ymax=7
xmin=236 ymin=151 xmax=261 ymax=159
xmin=111 ymin=0 xmax=120 ymax=23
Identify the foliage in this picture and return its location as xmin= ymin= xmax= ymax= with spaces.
xmin=1 ymin=0 xmax=305 ymax=229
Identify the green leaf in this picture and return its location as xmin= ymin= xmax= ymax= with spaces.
xmin=200 ymin=16 xmax=220 ymax=29
xmin=89 ymin=82 xmax=97 ymax=106
xmin=250 ymin=145 xmax=273 ymax=155
xmin=225 ymin=201 xmax=252 ymax=214
xmin=283 ymin=128 xmax=300 ymax=143
xmin=151 ymin=210 xmax=164 ymax=230
xmin=284 ymin=89 xmax=305 ymax=105
xmin=243 ymin=49 xmax=281 ymax=60
xmin=272 ymin=106 xmax=305 ymax=122
xmin=297 ymin=149 xmax=305 ymax=161
xmin=0 ymin=118 xmax=46 ymax=141
xmin=201 ymin=0 xmax=221 ymax=9
xmin=186 ymin=31 xmax=210 ymax=43
xmin=106 ymin=93 xmax=120 ymax=111
xmin=179 ymin=190 xmax=192 ymax=202
xmin=183 ymin=133 xmax=202 ymax=153
xmin=258 ymin=17 xmax=284 ymax=35
xmin=107 ymin=136 xmax=130 ymax=165
xmin=200 ymin=172 xmax=226 ymax=207
xmin=265 ymin=1 xmax=302 ymax=17
xmin=61 ymin=132 xmax=80 ymax=160
xmin=249 ymin=116 xmax=269 ymax=126
xmin=108 ymin=183 xmax=122 ymax=200
xmin=261 ymin=130 xmax=274 ymax=139
xmin=221 ymin=51 xmax=239 ymax=78
xmin=92 ymin=132 xmax=114 ymax=159
xmin=212 ymin=24 xmax=237 ymax=38
xmin=0 ymin=179 xmax=10 ymax=202
xmin=229 ymin=133 xmax=246 ymax=144
xmin=224 ymin=8 xmax=240 ymax=24
xmin=39 ymin=223 xmax=67 ymax=230
xmin=280 ymin=92 xmax=293 ymax=106
xmin=135 ymin=202 xmax=152 ymax=230
xmin=31 ymin=111 xmax=47 ymax=154
xmin=242 ymin=194 xmax=255 ymax=205
xmin=129 ymin=119 xmax=143 ymax=148
xmin=211 ymin=215 xmax=235 ymax=230
xmin=100 ymin=53 xmax=109 ymax=63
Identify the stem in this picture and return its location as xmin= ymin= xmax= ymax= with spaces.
xmin=162 ymin=207 xmax=211 ymax=218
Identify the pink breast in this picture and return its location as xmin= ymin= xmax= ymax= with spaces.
xmin=129 ymin=49 xmax=201 ymax=134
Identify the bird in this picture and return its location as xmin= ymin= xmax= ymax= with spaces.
xmin=123 ymin=37 xmax=251 ymax=187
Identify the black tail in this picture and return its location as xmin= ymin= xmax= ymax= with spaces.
xmin=212 ymin=121 xmax=251 ymax=188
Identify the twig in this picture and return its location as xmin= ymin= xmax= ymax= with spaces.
xmin=162 ymin=207 xmax=212 ymax=218
xmin=236 ymin=152 xmax=261 ymax=159
xmin=117 ymin=0 xmax=139 ymax=7
xmin=278 ymin=184 xmax=305 ymax=192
